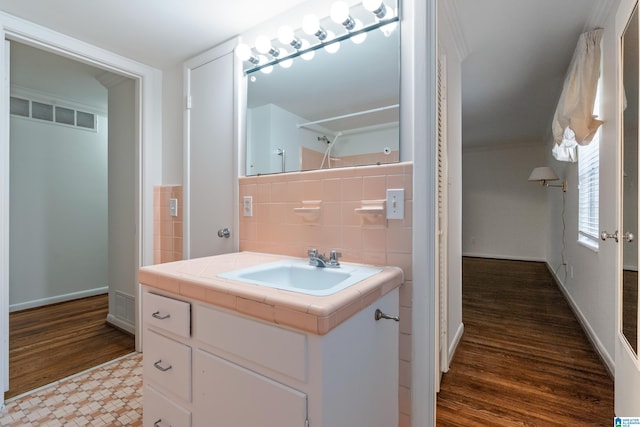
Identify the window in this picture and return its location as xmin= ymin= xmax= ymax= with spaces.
xmin=9 ymin=96 xmax=97 ymax=131
xmin=577 ymin=77 xmax=601 ymax=248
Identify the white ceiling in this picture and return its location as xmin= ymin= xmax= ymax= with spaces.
xmin=0 ymin=0 xmax=311 ymax=68
xmin=453 ymin=0 xmax=610 ymax=147
xmin=0 ymin=0 xmax=614 ymax=147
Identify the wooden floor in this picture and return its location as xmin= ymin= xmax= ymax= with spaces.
xmin=8 ymin=294 xmax=135 ymax=398
xmin=436 ymin=257 xmax=614 ymax=426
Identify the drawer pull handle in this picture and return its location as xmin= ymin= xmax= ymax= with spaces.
xmin=154 ymin=419 xmax=171 ymax=427
xmin=152 ymin=311 xmax=171 ymax=320
xmin=154 ymin=360 xmax=172 ymax=372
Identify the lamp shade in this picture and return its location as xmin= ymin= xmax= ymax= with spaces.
xmin=528 ymin=166 xmax=559 ymax=182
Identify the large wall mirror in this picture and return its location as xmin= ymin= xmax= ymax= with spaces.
xmin=622 ymin=3 xmax=639 ymax=357
xmin=243 ymin=1 xmax=400 ymax=176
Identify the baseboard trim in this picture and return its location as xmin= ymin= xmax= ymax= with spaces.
xmin=448 ymin=322 xmax=464 ymax=368
xmin=545 ymin=262 xmax=615 ymax=377
xmin=9 ymin=287 xmax=108 ymax=312
xmin=462 ymin=252 xmax=546 ymax=263
xmin=106 ymin=313 xmax=135 ymax=335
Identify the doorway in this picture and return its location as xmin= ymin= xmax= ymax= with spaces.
xmin=6 ymin=41 xmax=137 ymax=397
xmin=0 ymin=16 xmax=161 ymax=402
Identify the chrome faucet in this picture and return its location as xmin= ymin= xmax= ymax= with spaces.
xmin=308 ymin=249 xmax=341 ymax=268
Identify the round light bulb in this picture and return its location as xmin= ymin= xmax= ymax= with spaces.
xmin=300 ymin=39 xmax=315 ymax=61
xmin=302 ymin=14 xmax=320 ymax=35
xmin=380 ymin=6 xmax=397 ymax=36
xmin=324 ymin=31 xmax=340 ymax=54
xmin=330 ymin=1 xmax=351 ymax=24
xmin=258 ymin=55 xmax=273 ymax=74
xmin=277 ymin=25 xmax=295 ymax=45
xmin=278 ymin=48 xmax=293 ymax=68
xmin=255 ymin=35 xmax=272 ymax=54
xmin=363 ymin=0 xmax=383 ymax=12
xmin=235 ymin=43 xmax=252 ymax=61
xmin=351 ymin=19 xmax=367 ymax=44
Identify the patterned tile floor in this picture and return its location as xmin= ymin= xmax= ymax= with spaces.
xmin=0 ymin=353 xmax=142 ymax=426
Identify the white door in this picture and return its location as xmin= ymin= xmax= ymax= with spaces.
xmin=1 ymin=40 xmax=10 ymax=397
xmin=617 ymin=0 xmax=640 ymax=416
xmin=185 ymin=47 xmax=237 ymax=259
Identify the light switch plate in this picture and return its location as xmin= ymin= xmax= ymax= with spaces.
xmin=243 ymin=196 xmax=253 ymax=217
xmin=386 ymin=189 xmax=404 ymax=220
xmin=169 ymin=198 xmax=178 ymax=217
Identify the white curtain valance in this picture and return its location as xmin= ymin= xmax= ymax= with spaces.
xmin=552 ymin=28 xmax=604 ymax=162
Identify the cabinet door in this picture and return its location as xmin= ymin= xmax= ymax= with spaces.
xmin=186 ymin=53 xmax=235 ymax=259
xmin=193 ymin=349 xmax=307 ymax=427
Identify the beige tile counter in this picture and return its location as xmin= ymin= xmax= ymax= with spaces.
xmin=139 ymin=251 xmax=403 ymax=335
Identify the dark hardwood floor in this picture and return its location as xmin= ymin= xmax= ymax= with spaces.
xmin=8 ymin=294 xmax=135 ymax=398
xmin=437 ymin=257 xmax=614 ymax=426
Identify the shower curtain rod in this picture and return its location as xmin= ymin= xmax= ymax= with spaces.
xmin=297 ymin=104 xmax=399 ymax=129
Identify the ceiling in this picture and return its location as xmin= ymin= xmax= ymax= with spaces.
xmin=0 ymin=0 xmax=311 ymax=68
xmin=0 ymin=0 xmax=614 ymax=147
xmin=452 ymin=0 xmax=610 ymax=147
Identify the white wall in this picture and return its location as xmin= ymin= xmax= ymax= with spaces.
xmin=462 ymin=143 xmax=549 ymax=261
xmin=9 ymin=43 xmax=109 ymax=311
xmin=546 ymin=6 xmax=620 ymax=372
xmin=106 ymin=76 xmax=137 ymax=333
xmin=332 ymin=126 xmax=399 ymax=157
xmin=10 ymin=116 xmax=109 ymax=310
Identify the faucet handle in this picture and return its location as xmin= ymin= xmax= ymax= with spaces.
xmin=329 ymin=250 xmax=342 ymax=266
xmin=308 ymin=248 xmax=318 ymax=258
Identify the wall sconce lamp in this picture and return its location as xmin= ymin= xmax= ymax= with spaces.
xmin=528 ymin=166 xmax=567 ymax=192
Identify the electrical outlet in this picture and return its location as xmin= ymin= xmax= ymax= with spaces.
xmin=386 ymin=189 xmax=404 ymax=220
xmin=243 ymin=196 xmax=253 ymax=217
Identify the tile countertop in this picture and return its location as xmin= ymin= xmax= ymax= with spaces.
xmin=139 ymin=251 xmax=404 ymax=335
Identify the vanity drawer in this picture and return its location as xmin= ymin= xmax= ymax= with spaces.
xmin=143 ymin=291 xmax=191 ymax=338
xmin=144 ymin=384 xmax=191 ymax=427
xmin=195 ymin=304 xmax=307 ymax=382
xmin=144 ymin=329 xmax=192 ymax=402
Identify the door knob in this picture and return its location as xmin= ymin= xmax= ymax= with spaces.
xmin=623 ymin=231 xmax=635 ymax=242
xmin=600 ymin=230 xmax=619 ymax=242
xmin=217 ymin=228 xmax=231 ymax=238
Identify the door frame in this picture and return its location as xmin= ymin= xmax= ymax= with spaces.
xmin=0 ymin=12 xmax=162 ymax=403
xmin=616 ymin=0 xmax=640 ymax=416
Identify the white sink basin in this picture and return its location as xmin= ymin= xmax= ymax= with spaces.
xmin=217 ymin=259 xmax=381 ymax=296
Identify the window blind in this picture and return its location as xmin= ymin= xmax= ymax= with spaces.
xmin=578 ymin=138 xmax=599 ymax=243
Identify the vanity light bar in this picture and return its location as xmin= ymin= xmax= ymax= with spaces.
xmin=243 ymin=15 xmax=400 ymax=75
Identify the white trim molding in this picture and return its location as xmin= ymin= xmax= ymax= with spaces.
xmin=9 ymin=287 xmax=109 ymax=313
xmin=547 ymin=261 xmax=615 ymax=376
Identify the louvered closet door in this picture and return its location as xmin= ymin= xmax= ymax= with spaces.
xmin=436 ymin=53 xmax=449 ymax=391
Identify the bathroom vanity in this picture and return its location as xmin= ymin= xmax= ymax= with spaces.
xmin=139 ymin=251 xmax=403 ymax=427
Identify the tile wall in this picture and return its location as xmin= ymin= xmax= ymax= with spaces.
xmin=238 ymin=162 xmax=413 ymax=426
xmin=153 ymin=185 xmax=183 ymax=264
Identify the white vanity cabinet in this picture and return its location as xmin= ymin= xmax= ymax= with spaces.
xmin=141 ymin=285 xmax=399 ymax=427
